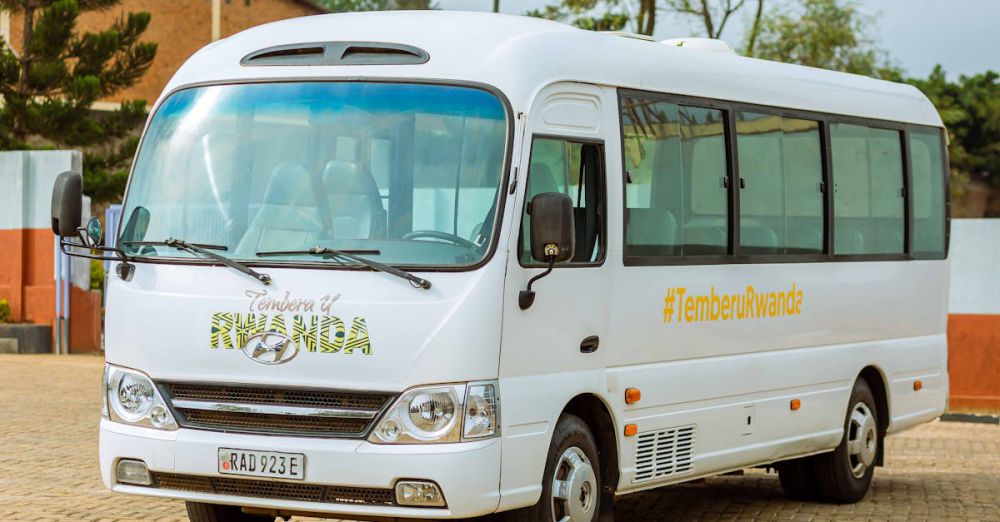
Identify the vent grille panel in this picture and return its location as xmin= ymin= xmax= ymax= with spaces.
xmin=160 ymin=383 xmax=394 ymax=438
xmin=633 ymin=425 xmax=696 ymax=483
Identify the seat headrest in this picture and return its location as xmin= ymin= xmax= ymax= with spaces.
xmin=263 ymin=162 xmax=315 ymax=206
xmin=323 ymin=160 xmax=363 ymax=194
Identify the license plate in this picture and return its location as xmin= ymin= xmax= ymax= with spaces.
xmin=218 ymin=448 xmax=305 ymax=480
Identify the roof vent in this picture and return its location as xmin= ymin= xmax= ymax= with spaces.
xmin=660 ymin=37 xmax=736 ymax=54
xmin=242 ymin=42 xmax=429 ymax=67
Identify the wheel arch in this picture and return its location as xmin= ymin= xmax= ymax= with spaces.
xmin=561 ymin=393 xmax=621 ymax=497
xmin=857 ymin=365 xmax=890 ymax=466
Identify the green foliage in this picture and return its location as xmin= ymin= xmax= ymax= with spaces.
xmin=89 ymin=259 xmax=105 ymax=291
xmin=0 ymin=298 xmax=10 ymax=324
xmin=907 ymin=67 xmax=1000 ymax=194
xmin=749 ymin=0 xmax=901 ymax=80
xmin=0 ymin=0 xmax=157 ymax=203
xmin=311 ymin=0 xmax=434 ymax=11
xmin=527 ymin=0 xmax=629 ymax=32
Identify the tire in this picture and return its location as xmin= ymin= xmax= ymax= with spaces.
xmin=185 ymin=502 xmax=275 ymax=522
xmin=812 ymin=378 xmax=880 ymax=503
xmin=505 ymin=414 xmax=602 ymax=522
xmin=776 ymin=455 xmax=822 ymax=501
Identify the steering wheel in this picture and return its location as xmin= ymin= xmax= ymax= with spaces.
xmin=402 ymin=230 xmax=479 ymax=250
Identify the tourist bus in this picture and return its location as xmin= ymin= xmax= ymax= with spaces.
xmin=51 ymin=11 xmax=949 ymax=522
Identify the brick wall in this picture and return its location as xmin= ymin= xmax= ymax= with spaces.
xmin=4 ymin=0 xmax=323 ymax=106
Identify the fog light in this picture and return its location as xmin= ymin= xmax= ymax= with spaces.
xmin=395 ymin=480 xmax=446 ymax=507
xmin=116 ymin=459 xmax=152 ymax=486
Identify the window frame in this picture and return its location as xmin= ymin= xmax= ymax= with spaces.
xmin=517 ymin=134 xmax=609 ymax=269
xmin=617 ymin=87 xmax=949 ymax=266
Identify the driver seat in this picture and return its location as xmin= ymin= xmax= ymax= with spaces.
xmin=322 ymin=160 xmax=387 ymax=240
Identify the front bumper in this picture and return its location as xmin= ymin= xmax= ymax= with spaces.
xmin=99 ymin=419 xmax=502 ymax=519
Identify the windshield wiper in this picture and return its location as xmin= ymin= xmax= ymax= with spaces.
xmin=124 ymin=239 xmax=271 ymax=285
xmin=256 ymin=247 xmax=431 ymax=290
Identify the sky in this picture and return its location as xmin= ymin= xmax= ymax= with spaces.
xmin=437 ymin=0 xmax=1000 ymax=79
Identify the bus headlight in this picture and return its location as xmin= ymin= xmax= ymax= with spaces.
xmin=105 ymin=364 xmax=177 ymax=431
xmin=369 ymin=381 xmax=499 ymax=444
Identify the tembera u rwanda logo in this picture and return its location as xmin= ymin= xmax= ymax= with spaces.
xmin=210 ymin=289 xmax=371 ymax=358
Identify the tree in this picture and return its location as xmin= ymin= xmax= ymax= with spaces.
xmin=662 ymin=0 xmax=761 ymax=40
xmin=0 ymin=0 xmax=157 ymax=203
xmin=907 ymin=66 xmax=1000 ymax=212
xmin=749 ymin=0 xmax=900 ymax=80
xmin=526 ymin=0 xmax=641 ymax=34
xmin=312 ymin=0 xmax=434 ymax=11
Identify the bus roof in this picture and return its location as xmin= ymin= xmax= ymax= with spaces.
xmin=165 ymin=11 xmax=942 ymax=127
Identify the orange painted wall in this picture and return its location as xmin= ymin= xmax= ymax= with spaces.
xmin=947 ymin=314 xmax=1000 ymax=411
xmin=0 ymin=228 xmax=102 ymax=353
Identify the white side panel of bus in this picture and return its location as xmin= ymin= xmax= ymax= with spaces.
xmin=607 ymin=258 xmax=949 ymax=492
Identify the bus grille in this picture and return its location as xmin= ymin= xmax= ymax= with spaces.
xmin=633 ymin=424 xmax=696 ymax=482
xmin=148 ymin=472 xmax=395 ymax=506
xmin=159 ymin=383 xmax=394 ymax=438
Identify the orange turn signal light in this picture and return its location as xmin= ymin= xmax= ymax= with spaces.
xmin=624 ymin=424 xmax=638 ymax=437
xmin=790 ymin=399 xmax=801 ymax=411
xmin=913 ymin=380 xmax=923 ymax=391
xmin=625 ymin=387 xmax=642 ymax=405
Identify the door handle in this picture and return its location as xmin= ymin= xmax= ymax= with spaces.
xmin=580 ymin=335 xmax=600 ymax=354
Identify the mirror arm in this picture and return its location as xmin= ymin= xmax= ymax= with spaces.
xmin=58 ymin=238 xmax=135 ymax=281
xmin=518 ymin=256 xmax=555 ymax=310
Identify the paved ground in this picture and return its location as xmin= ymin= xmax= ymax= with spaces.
xmin=1 ymin=354 xmax=998 ymax=521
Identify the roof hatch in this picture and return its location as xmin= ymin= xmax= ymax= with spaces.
xmin=241 ymin=41 xmax=430 ymax=67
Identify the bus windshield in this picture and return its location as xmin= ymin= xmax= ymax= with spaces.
xmin=120 ymin=82 xmax=509 ymax=268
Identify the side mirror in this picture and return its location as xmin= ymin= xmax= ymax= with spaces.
xmin=51 ymin=171 xmax=83 ymax=237
xmin=520 ymin=192 xmax=575 ymax=310
xmin=82 ymin=216 xmax=103 ymax=249
xmin=528 ymin=192 xmax=575 ymax=263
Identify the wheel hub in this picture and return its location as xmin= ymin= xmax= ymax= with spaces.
xmin=847 ymin=402 xmax=877 ymax=478
xmin=551 ymin=446 xmax=597 ymax=522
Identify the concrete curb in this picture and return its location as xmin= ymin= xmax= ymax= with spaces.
xmin=941 ymin=412 xmax=1000 ymax=424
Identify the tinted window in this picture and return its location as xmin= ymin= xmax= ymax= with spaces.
xmin=519 ymin=138 xmax=605 ymax=264
xmin=909 ymin=129 xmax=947 ymax=256
xmin=622 ymin=96 xmax=728 ymax=257
xmin=736 ymin=113 xmax=824 ymax=254
xmin=831 ymin=124 xmax=905 ymax=255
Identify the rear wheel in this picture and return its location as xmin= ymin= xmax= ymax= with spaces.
xmin=505 ymin=414 xmax=601 ymax=522
xmin=813 ymin=378 xmax=880 ymax=503
xmin=776 ymin=456 xmax=821 ymax=501
xmin=185 ymin=502 xmax=275 ymax=522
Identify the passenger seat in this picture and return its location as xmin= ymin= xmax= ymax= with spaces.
xmin=235 ymin=162 xmax=325 ymax=254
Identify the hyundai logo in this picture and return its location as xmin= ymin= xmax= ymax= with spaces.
xmin=242 ymin=331 xmax=298 ymax=365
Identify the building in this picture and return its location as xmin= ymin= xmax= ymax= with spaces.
xmin=0 ymin=0 xmax=325 ymax=108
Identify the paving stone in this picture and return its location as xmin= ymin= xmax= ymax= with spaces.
xmin=1 ymin=354 xmax=998 ymax=521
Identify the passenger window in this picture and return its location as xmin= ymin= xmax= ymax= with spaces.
xmin=519 ymin=137 xmax=605 ymax=265
xmin=909 ymin=129 xmax=947 ymax=256
xmin=831 ymin=124 xmax=905 ymax=255
xmin=736 ymin=113 xmax=824 ymax=255
xmin=621 ymin=96 xmax=728 ymax=258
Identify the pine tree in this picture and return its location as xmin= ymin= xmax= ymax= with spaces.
xmin=0 ymin=0 xmax=156 ymax=203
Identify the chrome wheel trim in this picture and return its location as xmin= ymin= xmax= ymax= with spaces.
xmin=551 ymin=446 xmax=598 ymax=522
xmin=846 ymin=402 xmax=878 ymax=479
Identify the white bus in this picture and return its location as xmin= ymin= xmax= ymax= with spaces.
xmin=51 ymin=11 xmax=949 ymax=522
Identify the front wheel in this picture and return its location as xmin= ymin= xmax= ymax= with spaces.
xmin=505 ymin=414 xmax=602 ymax=522
xmin=185 ymin=502 xmax=275 ymax=522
